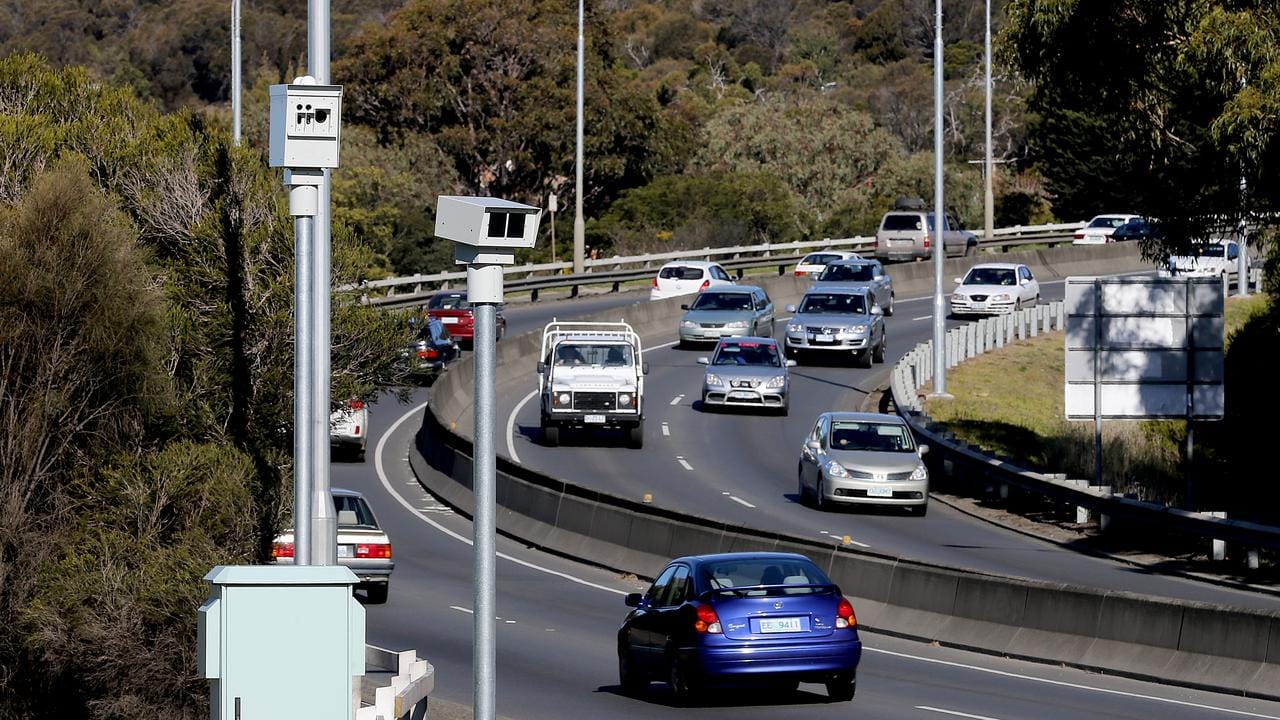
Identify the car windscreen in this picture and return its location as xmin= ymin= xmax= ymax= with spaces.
xmin=798 ymin=293 xmax=867 ymax=314
xmin=829 ymin=421 xmax=916 ymax=452
xmin=333 ymin=495 xmax=379 ymax=529
xmin=964 ymin=267 xmax=1016 ymax=285
xmin=659 ymin=265 xmax=705 ymax=280
xmin=553 ymin=343 xmax=633 ymax=367
xmin=881 ymin=214 xmax=923 ymax=231
xmin=699 ymin=558 xmax=830 ymax=593
xmin=429 ymin=293 xmax=470 ymax=310
xmin=690 ymin=292 xmax=752 ymax=311
xmin=712 ymin=342 xmax=781 ymax=367
xmin=818 ymin=264 xmax=874 ymax=282
xmin=1194 ymin=244 xmax=1227 ymax=257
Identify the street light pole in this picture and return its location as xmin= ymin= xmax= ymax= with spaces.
xmin=231 ymin=0 xmax=241 ymax=146
xmin=931 ymin=0 xmax=949 ymax=397
xmin=983 ymin=0 xmax=994 ymax=243
xmin=572 ymin=0 xmax=585 ymax=274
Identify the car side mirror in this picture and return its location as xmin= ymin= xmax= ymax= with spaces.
xmin=537 ymin=361 xmax=546 ymax=373
xmin=697 ymin=357 xmax=710 ymax=365
xmin=785 ymin=304 xmax=796 ymax=313
xmin=918 ymin=444 xmax=929 ymax=456
xmin=642 ymin=361 xmax=650 ymax=375
xmin=625 ymin=593 xmax=643 ymax=608
xmin=680 ymin=304 xmax=690 ymax=310
xmin=871 ymin=305 xmax=884 ymax=315
xmin=786 ymin=359 xmax=798 ymax=367
xmin=953 ymin=277 xmax=962 ymax=284
xmin=805 ymin=440 xmax=821 ymax=451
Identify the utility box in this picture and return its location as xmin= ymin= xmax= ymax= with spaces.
xmin=435 ymin=196 xmax=542 ymax=265
xmin=198 ymin=565 xmax=365 ymax=720
xmin=269 ymin=80 xmax=343 ymax=169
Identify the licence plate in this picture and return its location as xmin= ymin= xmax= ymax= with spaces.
xmin=729 ymin=391 xmax=755 ymax=400
xmin=759 ymin=617 xmax=804 ymax=634
xmin=584 ymin=414 xmax=606 ymax=423
xmin=441 ymin=316 xmax=458 ymax=324
xmin=337 ymin=545 xmax=354 ymax=558
xmin=814 ymin=334 xmax=835 ymax=343
xmin=867 ymin=486 xmax=893 ymax=498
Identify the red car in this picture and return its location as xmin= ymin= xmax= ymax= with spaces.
xmin=426 ymin=291 xmax=506 ymax=346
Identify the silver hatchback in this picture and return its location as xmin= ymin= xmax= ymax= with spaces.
xmin=797 ymin=412 xmax=930 ymax=515
xmin=698 ymin=337 xmax=796 ymax=415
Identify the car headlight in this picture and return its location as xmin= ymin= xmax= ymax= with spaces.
xmin=786 ymin=323 xmax=804 ymax=333
xmin=951 ymin=293 xmax=965 ymax=301
xmin=843 ymin=325 xmax=868 ymax=336
xmin=705 ymin=373 xmax=723 ymax=386
xmin=725 ymin=320 xmax=750 ymax=329
xmin=765 ymin=375 xmax=786 ymax=388
xmin=991 ymin=293 xmax=1011 ymax=302
xmin=910 ymin=464 xmax=928 ymax=481
xmin=825 ymin=461 xmax=850 ymax=478
xmin=554 ymin=392 xmax=571 ymax=406
xmin=680 ymin=320 xmax=697 ymax=329
xmin=618 ymin=392 xmax=632 ymax=407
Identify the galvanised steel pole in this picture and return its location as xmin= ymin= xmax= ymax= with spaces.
xmin=307 ymin=0 xmax=336 ymax=565
xmin=293 ymin=213 xmax=314 ymax=565
xmin=470 ymin=267 xmax=501 ymax=720
xmin=931 ymin=0 xmax=948 ymax=396
xmin=983 ymin=0 xmax=994 ymax=243
xmin=572 ymin=0 xmax=585 ymax=274
xmin=231 ymin=0 xmax=241 ymax=145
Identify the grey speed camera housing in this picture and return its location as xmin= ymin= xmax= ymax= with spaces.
xmin=435 ymin=196 xmax=542 ymax=265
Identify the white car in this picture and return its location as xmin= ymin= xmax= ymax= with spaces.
xmin=649 ymin=260 xmax=734 ymax=301
xmin=272 ymin=488 xmax=394 ymax=603
xmin=1162 ymin=239 xmax=1241 ymax=278
xmin=950 ymin=263 xmax=1040 ymax=316
xmin=1073 ymin=214 xmax=1142 ymax=245
xmin=330 ymin=399 xmax=369 ymax=461
xmin=792 ymin=250 xmax=860 ymax=278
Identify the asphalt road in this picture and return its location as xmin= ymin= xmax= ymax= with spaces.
xmin=331 ymin=394 xmax=1280 ymax=720
xmin=490 ymin=279 xmax=1280 ymax=611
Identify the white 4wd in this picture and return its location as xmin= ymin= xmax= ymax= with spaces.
xmin=538 ymin=321 xmax=648 ymax=448
xmin=1162 ymin=239 xmax=1241 ymax=278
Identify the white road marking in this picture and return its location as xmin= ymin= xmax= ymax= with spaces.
xmin=912 ymin=314 xmax=932 ymax=321
xmin=846 ymin=538 xmax=870 ymax=548
xmin=676 ymin=456 xmax=694 ymax=471
xmin=376 ymin=402 xmax=628 ymax=596
xmin=728 ymin=495 xmax=755 ymax=508
xmin=661 ymin=422 xmax=670 ymax=436
xmin=506 ymin=389 xmax=537 ymax=464
xmin=670 ymin=394 xmax=684 ymax=405
xmin=449 ymin=605 xmax=474 ymax=614
xmin=916 ymin=707 xmax=1003 ymax=720
xmin=867 ymin=647 xmax=1280 ymax=719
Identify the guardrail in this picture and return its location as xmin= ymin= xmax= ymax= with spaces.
xmin=889 ymin=297 xmax=1280 ymax=554
xmin=358 ymin=645 xmax=433 ymax=720
xmin=356 ymin=222 xmax=1087 ymax=308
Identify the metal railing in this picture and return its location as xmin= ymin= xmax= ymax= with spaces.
xmin=354 ymin=221 xmax=1088 ymax=308
xmin=890 ymin=300 xmax=1280 ymax=553
xmin=358 ymin=645 xmax=433 ymax=720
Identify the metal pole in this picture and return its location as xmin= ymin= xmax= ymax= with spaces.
xmin=231 ymin=0 xmax=241 ymax=146
xmin=307 ymin=0 xmax=336 ymax=565
xmin=469 ymin=266 xmax=500 ymax=720
xmin=983 ymin=0 xmax=994 ymax=243
xmin=572 ymin=0 xmax=585 ymax=275
xmin=931 ymin=0 xmax=948 ymax=396
xmin=1093 ymin=279 xmax=1102 ymax=488
xmin=293 ymin=213 xmax=314 ymax=566
xmin=1237 ymin=76 xmax=1249 ymax=297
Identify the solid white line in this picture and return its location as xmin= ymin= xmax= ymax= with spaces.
xmin=661 ymin=422 xmax=670 ymax=436
xmin=912 ymin=314 xmax=932 ymax=321
xmin=676 ymin=457 xmax=694 ymax=471
xmin=506 ymin=389 xmax=537 ymax=465
xmin=376 ymin=402 xmax=628 ymax=596
xmin=670 ymin=394 xmax=684 ymax=405
xmin=916 ymin=707 xmax=1002 ymax=720
xmin=728 ymin=495 xmax=755 ymax=508
xmin=868 ymin=647 xmax=1280 ymax=719
xmin=449 ymin=605 xmax=474 ymax=614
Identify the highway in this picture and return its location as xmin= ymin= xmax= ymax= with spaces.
xmin=333 ymin=390 xmax=1280 ymax=720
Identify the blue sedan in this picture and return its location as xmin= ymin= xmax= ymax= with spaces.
xmin=617 ymin=552 xmax=862 ymax=704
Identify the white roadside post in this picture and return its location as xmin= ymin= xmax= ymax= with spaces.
xmin=434 ymin=196 xmax=542 ymax=720
xmin=269 ymin=77 xmax=343 ymax=565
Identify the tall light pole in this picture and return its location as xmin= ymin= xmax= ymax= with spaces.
xmin=231 ymin=0 xmax=241 ymax=145
xmin=572 ymin=0 xmax=585 ymax=274
xmin=983 ymin=0 xmax=994 ymax=243
xmin=306 ymin=0 xmax=336 ymax=565
xmin=931 ymin=0 xmax=950 ymax=397
xmin=1236 ymin=76 xmax=1249 ymax=297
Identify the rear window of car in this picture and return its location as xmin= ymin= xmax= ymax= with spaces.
xmin=1088 ymin=216 xmax=1129 ymax=229
xmin=333 ymin=495 xmax=379 ymax=529
xmin=699 ymin=558 xmax=829 ymax=592
xmin=659 ymin=265 xmax=705 ymax=280
xmin=802 ymin=253 xmax=842 ymax=265
xmin=881 ymin=213 xmax=924 ymax=231
xmin=429 ymin=293 xmax=470 ymax=310
xmin=818 ymin=264 xmax=874 ymax=282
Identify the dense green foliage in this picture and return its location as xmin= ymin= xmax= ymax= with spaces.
xmin=0 ymin=55 xmax=407 ymax=719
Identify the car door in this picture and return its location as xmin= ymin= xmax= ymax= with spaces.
xmin=651 ymin=564 xmax=694 ymax=662
xmin=1018 ymin=266 xmax=1038 ymax=304
xmin=799 ymin=416 xmax=827 ymax=493
xmin=626 ymin=564 xmax=678 ymax=671
xmin=871 ymin=261 xmax=891 ymax=298
xmin=755 ymin=290 xmax=775 ymax=336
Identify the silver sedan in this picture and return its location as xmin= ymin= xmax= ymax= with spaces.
xmin=797 ymin=412 xmax=930 ymax=515
xmin=698 ymin=337 xmax=796 ymax=415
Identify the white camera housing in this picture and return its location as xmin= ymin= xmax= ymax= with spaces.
xmin=435 ymin=196 xmax=542 ymax=265
xmin=269 ymin=78 xmax=343 ymax=169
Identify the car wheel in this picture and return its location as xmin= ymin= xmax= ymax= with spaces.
xmin=628 ymin=422 xmax=644 ymax=449
xmin=364 ymin=582 xmax=389 ymax=604
xmin=815 ymin=475 xmax=827 ymax=511
xmin=856 ymin=349 xmax=873 ymax=369
xmin=668 ymin=655 xmax=702 ymax=706
xmin=619 ymin=645 xmax=645 ymax=694
xmin=914 ymin=502 xmax=929 ymax=517
xmin=963 ymin=241 xmax=975 ymax=257
xmin=779 ymin=402 xmax=789 ymax=417
xmin=542 ymin=423 xmax=560 ymax=447
xmin=885 ymin=293 xmax=895 ymax=316
xmin=826 ymin=672 xmax=856 ymax=702
xmin=797 ymin=466 xmax=810 ymax=504
xmin=873 ymin=334 xmax=886 ymax=364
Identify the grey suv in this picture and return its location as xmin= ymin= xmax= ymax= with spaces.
xmin=784 ymin=287 xmax=886 ymax=368
xmin=874 ymin=203 xmax=978 ymax=262
xmin=810 ymin=258 xmax=895 ymax=316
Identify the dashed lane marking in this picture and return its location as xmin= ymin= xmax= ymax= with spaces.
xmin=728 ymin=495 xmax=756 ymax=508
xmin=676 ymin=456 xmax=694 ymax=471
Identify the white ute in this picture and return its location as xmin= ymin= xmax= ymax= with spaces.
xmin=538 ymin=320 xmax=648 ymax=448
